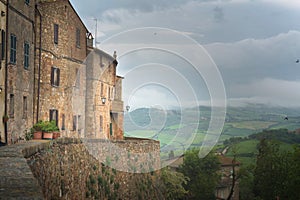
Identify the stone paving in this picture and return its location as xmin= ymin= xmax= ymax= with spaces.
xmin=0 ymin=140 xmax=50 ymax=200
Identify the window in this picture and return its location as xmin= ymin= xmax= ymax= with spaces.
xmin=100 ymin=115 xmax=103 ymax=132
xmin=54 ymin=24 xmax=59 ymax=44
xmin=23 ymin=96 xmax=27 ymax=119
xmin=10 ymin=34 xmax=16 ymax=64
xmin=72 ymin=115 xmax=77 ymax=131
xmin=25 ymin=0 xmax=29 ymax=5
xmin=101 ymin=83 xmax=104 ymax=96
xmin=75 ymin=68 xmax=80 ymax=88
xmin=61 ymin=114 xmax=65 ymax=130
xmin=51 ymin=67 xmax=60 ymax=87
xmin=78 ymin=115 xmax=82 ymax=134
xmin=49 ymin=109 xmax=58 ymax=126
xmin=76 ymin=28 xmax=80 ymax=48
xmin=1 ymin=30 xmax=5 ymax=60
xmin=24 ymin=42 xmax=29 ymax=69
xmin=9 ymin=94 xmax=14 ymax=118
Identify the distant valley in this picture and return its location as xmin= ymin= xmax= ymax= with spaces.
xmin=124 ymin=104 xmax=300 ymax=158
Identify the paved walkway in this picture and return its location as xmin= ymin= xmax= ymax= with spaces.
xmin=0 ymin=140 xmax=50 ymax=200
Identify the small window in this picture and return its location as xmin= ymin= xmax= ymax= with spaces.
xmin=51 ymin=67 xmax=60 ymax=87
xmin=25 ymin=0 xmax=30 ymax=5
xmin=9 ymin=94 xmax=14 ymax=118
xmin=49 ymin=109 xmax=58 ymax=126
xmin=61 ymin=114 xmax=65 ymax=130
xmin=100 ymin=115 xmax=103 ymax=132
xmin=10 ymin=34 xmax=16 ymax=64
xmin=1 ymin=30 xmax=5 ymax=60
xmin=54 ymin=24 xmax=59 ymax=44
xmin=78 ymin=115 xmax=82 ymax=134
xmin=75 ymin=68 xmax=80 ymax=88
xmin=72 ymin=115 xmax=77 ymax=131
xmin=23 ymin=96 xmax=27 ymax=119
xmin=24 ymin=42 xmax=29 ymax=69
xmin=76 ymin=28 xmax=80 ymax=48
xmin=101 ymin=83 xmax=104 ymax=96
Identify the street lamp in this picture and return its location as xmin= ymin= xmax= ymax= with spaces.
xmin=101 ymin=97 xmax=106 ymax=104
xmin=126 ymin=105 xmax=130 ymax=112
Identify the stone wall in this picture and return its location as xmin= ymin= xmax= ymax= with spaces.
xmin=36 ymin=0 xmax=88 ymax=138
xmin=6 ymin=0 xmax=36 ymax=144
xmin=0 ymin=1 xmax=7 ymax=144
xmin=28 ymin=137 xmax=162 ymax=200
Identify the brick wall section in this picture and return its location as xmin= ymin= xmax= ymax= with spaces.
xmin=6 ymin=0 xmax=36 ymax=144
xmin=36 ymin=1 xmax=124 ymax=140
xmin=36 ymin=0 xmax=88 ymax=137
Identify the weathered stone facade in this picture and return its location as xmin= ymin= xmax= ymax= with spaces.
xmin=36 ymin=0 xmax=88 ymax=138
xmin=0 ymin=0 xmax=6 ymax=144
xmin=1 ymin=0 xmax=125 ymax=144
xmin=36 ymin=0 xmax=124 ymax=139
xmin=5 ymin=0 xmax=36 ymax=144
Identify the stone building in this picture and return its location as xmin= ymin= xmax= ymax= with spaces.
xmin=216 ymin=155 xmax=240 ymax=200
xmin=4 ymin=0 xmax=36 ymax=144
xmin=0 ymin=0 xmax=6 ymax=145
xmin=82 ymin=49 xmax=123 ymax=139
xmin=1 ymin=0 xmax=124 ymax=144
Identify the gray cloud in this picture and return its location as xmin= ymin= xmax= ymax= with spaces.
xmin=70 ymin=0 xmax=300 ymax=108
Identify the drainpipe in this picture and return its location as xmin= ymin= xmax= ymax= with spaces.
xmin=4 ymin=0 xmax=9 ymax=145
xmin=35 ymin=4 xmax=42 ymax=123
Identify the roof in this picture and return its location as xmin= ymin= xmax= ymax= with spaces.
xmin=38 ymin=0 xmax=91 ymax=33
xmin=218 ymin=155 xmax=240 ymax=166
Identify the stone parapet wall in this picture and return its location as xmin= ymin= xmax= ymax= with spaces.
xmin=27 ymin=137 xmax=162 ymax=199
xmin=83 ymin=137 xmax=160 ymax=173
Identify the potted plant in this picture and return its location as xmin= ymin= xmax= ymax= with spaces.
xmin=2 ymin=115 xmax=9 ymax=123
xmin=42 ymin=120 xmax=59 ymax=140
xmin=32 ymin=120 xmax=44 ymax=139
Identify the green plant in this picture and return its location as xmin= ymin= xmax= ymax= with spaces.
xmin=42 ymin=120 xmax=59 ymax=132
xmin=24 ymin=129 xmax=33 ymax=141
xmin=32 ymin=120 xmax=44 ymax=132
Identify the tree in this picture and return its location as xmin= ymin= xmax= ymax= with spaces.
xmin=159 ymin=167 xmax=189 ymax=200
xmin=253 ymin=139 xmax=300 ymax=200
xmin=179 ymin=148 xmax=220 ymax=200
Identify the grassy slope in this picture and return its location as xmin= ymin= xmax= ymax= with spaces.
xmin=124 ymin=106 xmax=300 ymax=151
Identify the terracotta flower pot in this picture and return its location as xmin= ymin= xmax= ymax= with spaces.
xmin=53 ymin=132 xmax=60 ymax=139
xmin=43 ymin=132 xmax=53 ymax=140
xmin=33 ymin=131 xmax=43 ymax=140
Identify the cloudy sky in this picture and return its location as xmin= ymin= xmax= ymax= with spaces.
xmin=70 ymin=0 xmax=300 ymax=109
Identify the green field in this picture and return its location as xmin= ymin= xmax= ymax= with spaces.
xmin=124 ymin=106 xmax=300 ymax=157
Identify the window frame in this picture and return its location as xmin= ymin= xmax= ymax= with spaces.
xmin=51 ymin=66 xmax=60 ymax=87
xmin=54 ymin=24 xmax=59 ymax=44
xmin=23 ymin=96 xmax=27 ymax=119
xmin=76 ymin=28 xmax=80 ymax=48
xmin=24 ymin=42 xmax=29 ymax=69
xmin=10 ymin=34 xmax=16 ymax=64
xmin=49 ymin=109 xmax=58 ymax=126
xmin=1 ymin=30 xmax=5 ymax=60
xmin=9 ymin=94 xmax=14 ymax=118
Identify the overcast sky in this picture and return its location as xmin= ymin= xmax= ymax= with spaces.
xmin=70 ymin=0 xmax=300 ymax=109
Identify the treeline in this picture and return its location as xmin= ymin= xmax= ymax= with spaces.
xmin=241 ymin=139 xmax=300 ymax=200
xmin=224 ymin=128 xmax=300 ymax=146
